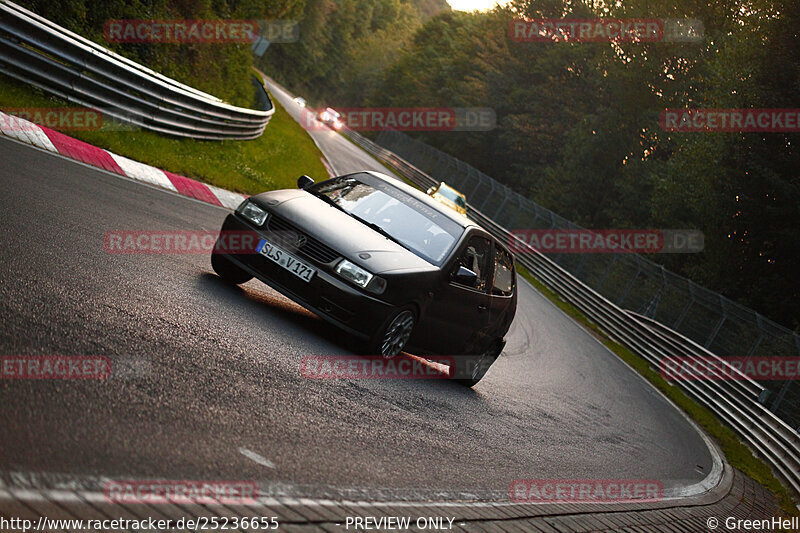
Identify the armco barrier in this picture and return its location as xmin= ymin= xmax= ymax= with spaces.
xmin=0 ymin=0 xmax=272 ymax=140
xmin=374 ymin=129 xmax=800 ymax=432
xmin=343 ymin=129 xmax=800 ymax=497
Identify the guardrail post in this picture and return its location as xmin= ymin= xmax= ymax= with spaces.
xmin=493 ymin=196 xmax=508 ymax=221
xmin=771 ymin=335 xmax=800 ymax=412
xmin=639 ymin=265 xmax=667 ymax=318
xmin=703 ymin=295 xmax=727 ymax=349
xmin=594 ymin=254 xmax=618 ymax=292
xmin=573 ymin=251 xmax=590 ymax=278
xmin=770 ymin=380 xmax=792 ymax=414
xmin=673 ymin=283 xmax=696 ymax=330
xmin=616 ymin=259 xmax=641 ymax=307
xmin=747 ymin=315 xmax=765 ymax=357
xmin=478 ymin=177 xmax=497 ymax=211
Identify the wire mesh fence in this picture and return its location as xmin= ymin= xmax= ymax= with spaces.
xmin=374 ymin=129 xmax=800 ymax=431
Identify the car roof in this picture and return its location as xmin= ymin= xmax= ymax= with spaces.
xmin=357 ymin=171 xmax=477 ymax=230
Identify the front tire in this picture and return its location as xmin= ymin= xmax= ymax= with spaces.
xmin=365 ymin=307 xmax=416 ymax=357
xmin=211 ymin=253 xmax=253 ymax=285
xmin=451 ymin=340 xmax=503 ymax=387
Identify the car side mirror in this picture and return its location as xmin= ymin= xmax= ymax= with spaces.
xmin=452 ymin=265 xmax=478 ymax=287
xmin=297 ymin=175 xmax=315 ymax=189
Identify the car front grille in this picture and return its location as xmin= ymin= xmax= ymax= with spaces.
xmin=266 ymin=214 xmax=340 ymax=265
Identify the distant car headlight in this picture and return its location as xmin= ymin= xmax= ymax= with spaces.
xmin=236 ymin=200 xmax=268 ymax=226
xmin=333 ymin=120 xmax=343 ymax=130
xmin=335 ymin=259 xmax=386 ymax=294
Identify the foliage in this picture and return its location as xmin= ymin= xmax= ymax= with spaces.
xmin=16 ymin=0 xmax=306 ymax=106
xmin=258 ymin=0 xmax=450 ymax=106
xmin=11 ymin=0 xmax=800 ymax=329
xmin=267 ymin=0 xmax=800 ymax=331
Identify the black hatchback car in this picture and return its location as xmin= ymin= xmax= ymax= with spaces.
xmin=211 ymin=171 xmax=517 ymax=386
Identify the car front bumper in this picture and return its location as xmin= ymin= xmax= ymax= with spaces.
xmin=215 ymin=213 xmax=394 ymax=341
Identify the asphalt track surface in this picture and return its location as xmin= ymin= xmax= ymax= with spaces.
xmin=0 ymin=129 xmax=713 ymax=501
xmin=262 ymin=76 xmax=400 ymax=178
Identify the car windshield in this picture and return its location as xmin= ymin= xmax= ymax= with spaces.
xmin=312 ymin=173 xmax=463 ymax=265
xmin=437 ymin=185 xmax=467 ymax=209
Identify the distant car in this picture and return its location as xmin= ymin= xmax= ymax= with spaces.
xmin=427 ymin=182 xmax=467 ymax=216
xmin=211 ymin=171 xmax=517 ymax=386
xmin=318 ymin=107 xmax=343 ymax=130
xmin=293 ymin=96 xmax=307 ymax=108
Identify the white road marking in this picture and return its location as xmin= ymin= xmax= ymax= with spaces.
xmin=238 ymin=447 xmax=276 ymax=469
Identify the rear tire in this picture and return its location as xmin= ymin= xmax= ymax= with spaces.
xmin=211 ymin=253 xmax=252 ymax=285
xmin=451 ymin=340 xmax=503 ymax=387
xmin=365 ymin=307 xmax=416 ymax=357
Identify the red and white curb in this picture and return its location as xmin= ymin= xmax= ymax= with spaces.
xmin=0 ymin=111 xmax=247 ymax=210
xmin=320 ymin=156 xmax=335 ymax=178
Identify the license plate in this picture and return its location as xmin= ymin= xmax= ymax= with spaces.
xmin=257 ymin=238 xmax=316 ymax=282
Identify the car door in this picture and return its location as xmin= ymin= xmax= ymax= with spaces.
xmin=488 ymin=241 xmax=517 ymax=340
xmin=416 ymin=234 xmax=494 ymax=355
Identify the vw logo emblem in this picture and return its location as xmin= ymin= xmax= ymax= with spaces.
xmin=295 ymin=234 xmax=307 ymax=247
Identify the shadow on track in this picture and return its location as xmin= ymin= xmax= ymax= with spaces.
xmin=198 ymin=271 xmax=484 ymax=398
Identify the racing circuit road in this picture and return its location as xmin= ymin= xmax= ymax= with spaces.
xmin=0 ymin=112 xmax=714 ymax=502
xmin=261 ymin=74 xmax=399 ymax=178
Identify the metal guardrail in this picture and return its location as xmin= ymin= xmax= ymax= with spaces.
xmin=374 ymin=130 xmax=800 ymax=431
xmin=344 ymin=129 xmax=800 ymax=497
xmin=0 ymin=0 xmax=273 ymax=140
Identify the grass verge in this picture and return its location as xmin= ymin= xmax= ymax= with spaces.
xmin=515 ymin=264 xmax=799 ymax=516
xmin=0 ymin=74 xmax=327 ymax=194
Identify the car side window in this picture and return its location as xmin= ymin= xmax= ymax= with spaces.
xmin=492 ymin=245 xmax=515 ymax=296
xmin=453 ymin=236 xmax=492 ymax=291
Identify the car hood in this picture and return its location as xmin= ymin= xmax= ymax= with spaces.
xmin=252 ymin=190 xmax=439 ymax=274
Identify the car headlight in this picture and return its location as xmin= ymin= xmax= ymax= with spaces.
xmin=335 ymin=259 xmax=386 ymax=294
xmin=236 ymin=200 xmax=268 ymax=226
xmin=335 ymin=259 xmax=371 ymax=287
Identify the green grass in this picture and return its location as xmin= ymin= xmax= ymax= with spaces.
xmin=515 ymin=264 xmax=800 ymax=516
xmin=0 ymin=74 xmax=327 ymax=195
